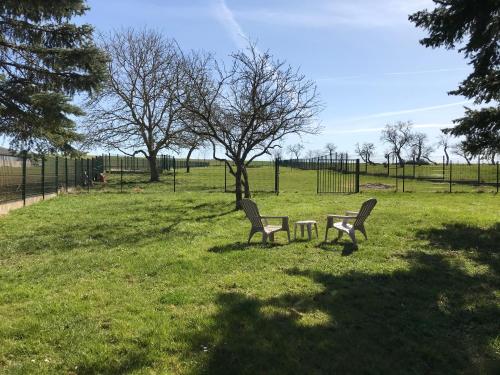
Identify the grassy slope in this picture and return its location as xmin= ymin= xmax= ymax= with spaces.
xmin=0 ymin=180 xmax=499 ymax=374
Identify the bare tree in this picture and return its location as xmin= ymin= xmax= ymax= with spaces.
xmin=325 ymin=143 xmax=337 ymax=157
xmin=177 ymin=118 xmax=208 ymax=173
xmin=83 ymin=29 xmax=187 ymax=181
xmin=287 ymin=143 xmax=304 ymax=160
xmin=453 ymin=141 xmax=472 ymax=165
xmin=355 ymin=142 xmax=376 ymax=164
xmin=182 ymin=45 xmax=321 ymax=207
xmin=271 ymin=148 xmax=284 ymax=161
xmin=380 ymin=121 xmax=414 ymax=166
xmin=438 ymin=133 xmax=452 ymax=165
xmin=305 ymin=149 xmax=322 ymax=159
xmin=409 ymin=132 xmax=435 ymax=164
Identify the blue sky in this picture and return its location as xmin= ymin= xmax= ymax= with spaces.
xmin=80 ymin=0 xmax=472 ymax=159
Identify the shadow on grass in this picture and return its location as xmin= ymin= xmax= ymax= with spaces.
xmin=416 ymin=222 xmax=500 ymax=274
xmin=316 ymin=240 xmax=358 ymax=256
xmin=208 ymin=240 xmax=286 ymax=253
xmin=3 ymin=199 xmax=234 ymax=256
xmin=187 ymin=251 xmax=499 ymax=374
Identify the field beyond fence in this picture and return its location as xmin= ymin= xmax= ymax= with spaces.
xmin=0 ymin=152 xmax=498 ymax=209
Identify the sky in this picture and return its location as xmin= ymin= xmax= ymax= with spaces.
xmin=79 ymin=0 xmax=473 ymax=160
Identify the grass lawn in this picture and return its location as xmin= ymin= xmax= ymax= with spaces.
xmin=0 ymin=175 xmax=499 ymax=374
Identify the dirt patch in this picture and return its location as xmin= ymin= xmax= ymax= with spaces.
xmin=361 ymin=183 xmax=393 ymax=190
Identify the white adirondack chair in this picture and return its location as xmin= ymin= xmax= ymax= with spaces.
xmin=325 ymin=198 xmax=377 ymax=246
xmin=241 ymin=199 xmax=290 ymax=244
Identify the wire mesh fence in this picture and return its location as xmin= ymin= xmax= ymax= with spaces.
xmin=359 ymin=155 xmax=499 ymax=193
xmin=1 ymin=150 xmax=498 ymax=208
xmin=0 ymin=152 xmax=102 ymax=205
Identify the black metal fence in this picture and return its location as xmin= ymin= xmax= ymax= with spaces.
xmin=359 ymin=155 xmax=499 ymax=193
xmin=0 ymin=152 xmax=102 ymax=205
xmin=106 ymin=154 xmax=279 ymax=194
xmin=280 ymin=155 xmax=360 ymax=193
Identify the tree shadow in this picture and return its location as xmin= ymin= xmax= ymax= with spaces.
xmin=3 ymin=200 xmax=233 ymax=257
xmin=416 ymin=222 xmax=500 ymax=274
xmin=187 ymin=251 xmax=499 ymax=374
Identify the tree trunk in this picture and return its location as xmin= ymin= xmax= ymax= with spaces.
xmin=444 ymin=147 xmax=449 ymax=165
xmin=186 ymin=146 xmax=196 ymax=173
xmin=235 ymin=164 xmax=243 ymax=209
xmin=148 ymin=153 xmax=160 ymax=182
xmin=465 ymin=156 xmax=471 ymax=165
xmin=242 ymin=166 xmax=251 ymax=198
xmin=396 ymin=152 xmax=404 ymax=166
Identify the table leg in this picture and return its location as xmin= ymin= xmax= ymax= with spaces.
xmin=294 ymin=223 xmax=297 ymax=240
xmin=314 ymin=223 xmax=318 ymax=238
xmin=300 ymin=224 xmax=304 ymax=237
xmin=307 ymin=224 xmax=312 ymax=240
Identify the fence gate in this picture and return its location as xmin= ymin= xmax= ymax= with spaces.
xmin=317 ymin=155 xmax=360 ymax=193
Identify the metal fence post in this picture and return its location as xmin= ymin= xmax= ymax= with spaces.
xmin=22 ymin=151 xmax=27 ymax=205
xmin=442 ymin=155 xmax=445 ymax=180
xmin=477 ymin=157 xmax=481 ymax=185
xmin=87 ymin=158 xmax=90 ymax=192
xmin=395 ymin=159 xmax=398 ymax=192
xmin=41 ymin=156 xmax=45 ymax=199
xmin=120 ymin=160 xmax=123 ymax=192
xmin=316 ymin=157 xmax=320 ymax=194
xmin=413 ymin=157 xmax=416 ymax=179
xmin=449 ymin=160 xmax=452 ymax=193
xmin=355 ymin=159 xmax=360 ymax=193
xmin=173 ymin=157 xmax=176 ymax=192
xmin=74 ymin=158 xmax=77 ymax=187
xmin=496 ymin=162 xmax=499 ymax=193
xmin=402 ymin=162 xmax=405 ymax=192
xmin=387 ymin=155 xmax=390 ymax=176
xmin=275 ymin=158 xmax=280 ymax=195
xmin=55 ymin=156 xmax=59 ymax=195
xmin=65 ymin=157 xmax=68 ymax=192
xmin=224 ymin=161 xmax=227 ymax=192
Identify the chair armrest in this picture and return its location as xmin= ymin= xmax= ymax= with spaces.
xmin=327 ymin=215 xmax=357 ymax=220
xmin=327 ymin=214 xmax=357 ymax=226
xmin=261 ymin=216 xmax=289 ymax=228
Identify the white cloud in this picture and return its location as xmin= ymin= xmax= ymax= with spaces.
xmin=233 ymin=0 xmax=435 ymax=29
xmin=317 ymin=68 xmax=469 ymax=83
xmin=347 ymin=101 xmax=469 ymax=122
xmin=212 ymin=0 xmax=249 ymax=48
xmin=324 ymin=122 xmax=454 ymax=135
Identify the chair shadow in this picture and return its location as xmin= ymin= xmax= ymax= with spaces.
xmin=208 ymin=241 xmax=286 ymax=253
xmin=316 ymin=240 xmax=358 ymax=256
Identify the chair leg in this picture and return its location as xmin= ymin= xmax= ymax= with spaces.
xmin=348 ymin=231 xmax=357 ymax=246
xmin=359 ymin=225 xmax=368 ymax=239
xmin=325 ymin=226 xmax=329 ymax=241
xmin=306 ymin=224 xmax=312 ymax=240
xmin=287 ymin=229 xmax=291 ymax=243
xmin=294 ymin=223 xmax=297 ymax=240
xmin=337 ymin=230 xmax=343 ymax=241
xmin=314 ymin=223 xmax=318 ymax=238
xmin=262 ymin=233 xmax=268 ymax=244
xmin=269 ymin=232 xmax=275 ymax=243
xmin=248 ymin=229 xmax=256 ymax=244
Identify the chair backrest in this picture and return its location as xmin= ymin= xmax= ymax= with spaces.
xmin=354 ymin=198 xmax=377 ymax=228
xmin=240 ymin=199 xmax=263 ymax=228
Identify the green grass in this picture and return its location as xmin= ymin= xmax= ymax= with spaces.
xmin=0 ymin=173 xmax=499 ymax=374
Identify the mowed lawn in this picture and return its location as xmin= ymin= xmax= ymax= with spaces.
xmin=0 ymin=179 xmax=499 ymax=374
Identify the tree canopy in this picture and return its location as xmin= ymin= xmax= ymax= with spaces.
xmin=0 ymin=0 xmax=106 ymax=152
xmin=409 ymin=0 xmax=499 ymax=157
